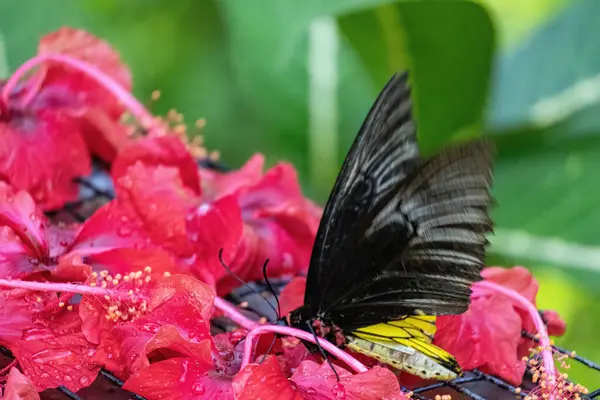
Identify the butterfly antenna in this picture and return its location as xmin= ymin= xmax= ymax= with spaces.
xmin=217 ymin=248 xmax=280 ymax=319
xmin=306 ymin=321 xmax=340 ymax=381
xmin=262 ymin=258 xmax=281 ymax=320
xmin=257 ymin=258 xmax=281 ymax=364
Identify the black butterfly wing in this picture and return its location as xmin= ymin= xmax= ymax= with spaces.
xmin=323 ymin=139 xmax=494 ymax=329
xmin=296 ymin=72 xmax=494 ymax=330
xmin=301 ymin=72 xmax=421 ymax=315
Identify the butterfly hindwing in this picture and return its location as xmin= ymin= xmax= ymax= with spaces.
xmin=347 ymin=316 xmax=460 ymax=380
xmin=320 ymin=139 xmax=494 ymax=329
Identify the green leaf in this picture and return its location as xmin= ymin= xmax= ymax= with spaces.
xmin=488 ymin=129 xmax=600 ymax=301
xmin=485 ymin=0 xmax=600 ymax=310
xmin=218 ymin=0 xmax=495 ymax=198
xmin=393 ymin=1 xmax=495 ymax=155
xmin=0 ymin=31 xmax=8 ymax=77
xmin=489 ymin=0 xmax=600 ymax=132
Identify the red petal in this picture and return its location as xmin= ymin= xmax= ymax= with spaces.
xmin=148 ymin=275 xmax=214 ymax=338
xmin=78 ymin=109 xmax=133 ymax=163
xmin=280 ymin=336 xmax=310 ymax=374
xmin=213 ymin=162 xmax=320 ymax=295
xmin=0 ymin=234 xmax=34 ymax=280
xmin=200 ymin=154 xmax=265 ymax=200
xmin=0 ymin=184 xmax=47 ymax=257
xmin=84 ymin=248 xmax=179 ymax=278
xmin=186 ymin=195 xmax=243 ymax=288
xmin=481 ymin=266 xmax=539 ymax=304
xmin=37 ymin=27 xmax=132 ymax=163
xmin=122 ymin=357 xmax=232 ymax=400
xmin=38 ymin=27 xmax=131 ymax=94
xmin=0 ymin=289 xmax=45 ymax=342
xmin=37 ymin=27 xmax=130 ymax=118
xmin=480 ymin=267 xmax=558 ymax=359
xmin=291 ymin=360 xmax=405 ymax=400
xmin=435 ymin=295 xmax=526 ymax=385
xmin=239 ymin=162 xmax=304 ymax=209
xmin=3 ymin=367 xmax=40 ymax=400
xmin=12 ymin=308 xmax=99 ymax=392
xmin=211 ymin=329 xmax=248 ymax=376
xmin=53 ymin=252 xmax=92 ymax=282
xmin=112 ymin=135 xmax=201 ymax=195
xmin=93 ymin=323 xmax=152 ymax=378
xmin=543 ymin=310 xmax=566 ymax=337
xmin=233 ymin=356 xmax=301 ymax=400
xmin=71 ymin=200 xmax=150 ymax=254
xmin=0 ymin=110 xmax=91 ymax=210
xmin=114 ymin=163 xmax=198 ymax=256
xmin=77 ymin=249 xmax=178 ymax=345
xmin=96 ymin=275 xmax=214 ymax=376
xmin=279 ymin=277 xmax=306 ymax=317
xmin=198 ymin=155 xmax=321 ymax=294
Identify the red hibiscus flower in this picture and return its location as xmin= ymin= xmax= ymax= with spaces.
xmin=91 ymin=275 xmax=215 ymax=377
xmin=233 ymin=357 xmax=406 ymax=400
xmin=434 ymin=266 xmax=566 ymax=385
xmin=200 ymin=154 xmax=322 ymax=295
xmin=105 ymin=275 xmax=240 ymax=399
xmin=0 ymin=180 xmax=176 ymax=282
xmin=110 ymin=143 xmax=321 ymax=295
xmin=0 ymin=27 xmax=132 ymax=209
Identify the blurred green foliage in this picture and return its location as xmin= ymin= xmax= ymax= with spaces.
xmin=2 ymin=0 xmax=600 ymax=389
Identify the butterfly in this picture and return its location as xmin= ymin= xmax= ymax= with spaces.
xmin=285 ymin=71 xmax=494 ymax=380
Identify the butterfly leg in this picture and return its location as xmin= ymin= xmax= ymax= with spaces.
xmin=306 ymin=321 xmax=341 ymax=381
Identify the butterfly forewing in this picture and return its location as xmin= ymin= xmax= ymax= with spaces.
xmin=298 ymin=73 xmax=494 ymax=328
xmin=303 ymin=72 xmax=421 ymax=316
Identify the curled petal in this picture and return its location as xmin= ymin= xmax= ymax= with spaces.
xmin=3 ymin=367 xmax=41 ymax=400
xmin=122 ymin=357 xmax=231 ymax=400
xmin=233 ymin=356 xmax=301 ymax=400
xmin=435 ymin=295 xmax=525 ymax=385
xmin=291 ymin=360 xmax=406 ymax=400
xmin=112 ymin=135 xmax=201 ymax=194
xmin=114 ymin=163 xmax=198 ymax=256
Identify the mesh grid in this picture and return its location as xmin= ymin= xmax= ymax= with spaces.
xmin=0 ymin=160 xmax=598 ymax=399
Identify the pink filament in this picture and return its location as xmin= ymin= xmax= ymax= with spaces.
xmin=241 ymin=324 xmax=368 ymax=373
xmin=473 ymin=280 xmax=556 ymax=397
xmin=1 ymin=54 xmax=162 ymax=134
xmin=0 ymin=278 xmax=147 ymax=301
xmin=213 ymin=296 xmax=259 ymax=331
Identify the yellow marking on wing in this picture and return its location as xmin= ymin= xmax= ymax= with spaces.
xmin=350 ymin=316 xmax=460 ymax=378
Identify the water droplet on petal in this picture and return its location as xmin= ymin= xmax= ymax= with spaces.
xmin=332 ymin=383 xmax=346 ymax=399
xmin=79 ymin=376 xmax=90 ymax=386
xmin=40 ymin=372 xmax=50 ymax=379
xmin=117 ymin=227 xmax=132 ymax=237
xmin=64 ymin=375 xmax=72 ymax=382
xmin=192 ymin=384 xmax=205 ymax=394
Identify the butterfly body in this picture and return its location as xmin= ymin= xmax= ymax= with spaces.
xmin=286 ymin=71 xmax=494 ymax=380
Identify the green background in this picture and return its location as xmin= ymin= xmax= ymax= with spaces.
xmin=2 ymin=0 xmax=599 ymax=389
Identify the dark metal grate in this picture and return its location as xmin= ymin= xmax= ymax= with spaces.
xmin=1 ymin=159 xmax=598 ymax=399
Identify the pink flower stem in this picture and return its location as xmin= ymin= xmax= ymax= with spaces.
xmin=213 ymin=296 xmax=259 ymax=331
xmin=241 ymin=324 xmax=368 ymax=373
xmin=473 ymin=281 xmax=556 ymax=396
xmin=1 ymin=54 xmax=163 ymax=134
xmin=0 ymin=279 xmax=148 ymax=301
